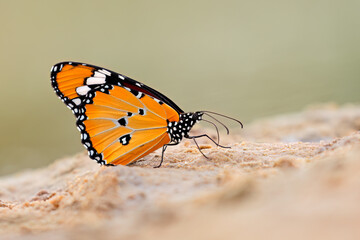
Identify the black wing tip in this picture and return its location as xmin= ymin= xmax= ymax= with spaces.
xmin=52 ymin=61 xmax=81 ymax=66
xmin=50 ymin=61 xmax=91 ymax=73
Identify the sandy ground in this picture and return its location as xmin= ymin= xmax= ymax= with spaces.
xmin=0 ymin=103 xmax=360 ymax=240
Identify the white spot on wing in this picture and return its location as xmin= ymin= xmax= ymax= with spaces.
xmin=99 ymin=69 xmax=111 ymax=76
xmin=76 ymin=86 xmax=91 ymax=95
xmin=93 ymin=71 xmax=106 ymax=78
xmin=86 ymin=77 xmax=106 ymax=85
xmin=72 ymin=98 xmax=82 ymax=105
xmin=119 ymin=75 xmax=125 ymax=80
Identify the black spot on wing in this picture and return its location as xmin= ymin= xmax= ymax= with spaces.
xmin=130 ymin=89 xmax=139 ymax=96
xmin=119 ymin=134 xmax=131 ymax=145
xmin=118 ymin=117 xmax=127 ymax=126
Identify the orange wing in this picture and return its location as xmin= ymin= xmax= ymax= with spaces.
xmin=51 ymin=63 xmax=99 ymax=112
xmin=51 ymin=61 xmax=181 ymax=165
xmin=51 ymin=62 xmax=184 ymax=117
xmin=78 ymin=86 xmax=178 ymax=165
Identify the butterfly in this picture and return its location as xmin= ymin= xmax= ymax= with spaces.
xmin=50 ymin=62 xmax=243 ymax=167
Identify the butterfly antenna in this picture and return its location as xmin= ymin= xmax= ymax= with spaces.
xmin=201 ymin=111 xmax=243 ymax=128
xmin=203 ymin=113 xmax=230 ymax=135
xmin=202 ymin=119 xmax=220 ymax=145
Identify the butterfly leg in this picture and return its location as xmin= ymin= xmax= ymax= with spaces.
xmin=154 ymin=142 xmax=179 ymax=168
xmin=191 ymin=137 xmax=209 ymax=159
xmin=154 ymin=145 xmax=168 ymax=168
xmin=185 ymin=134 xmax=230 ymax=149
xmin=185 ymin=134 xmax=231 ymax=160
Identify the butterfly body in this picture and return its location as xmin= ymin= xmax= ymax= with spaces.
xmin=51 ymin=62 xmax=225 ymax=167
xmin=168 ymin=112 xmax=204 ymax=144
xmin=51 ymin=61 xmax=243 ymax=167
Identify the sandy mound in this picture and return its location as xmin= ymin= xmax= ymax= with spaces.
xmin=1 ymin=103 xmax=359 ymax=240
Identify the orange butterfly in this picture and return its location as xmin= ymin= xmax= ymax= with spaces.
xmin=51 ymin=62 xmax=243 ymax=167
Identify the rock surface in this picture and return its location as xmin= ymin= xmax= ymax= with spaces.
xmin=1 ymin=104 xmax=360 ymax=240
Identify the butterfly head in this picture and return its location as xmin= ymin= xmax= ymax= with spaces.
xmin=192 ymin=111 xmax=204 ymax=122
xmin=180 ymin=111 xmax=204 ymax=126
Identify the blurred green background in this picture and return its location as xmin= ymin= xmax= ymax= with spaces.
xmin=0 ymin=0 xmax=359 ymax=175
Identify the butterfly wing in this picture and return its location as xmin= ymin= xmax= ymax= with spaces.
xmin=51 ymin=61 xmax=184 ymax=115
xmin=51 ymin=61 xmax=180 ymax=165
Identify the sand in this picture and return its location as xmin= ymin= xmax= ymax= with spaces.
xmin=0 ymin=103 xmax=360 ymax=240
